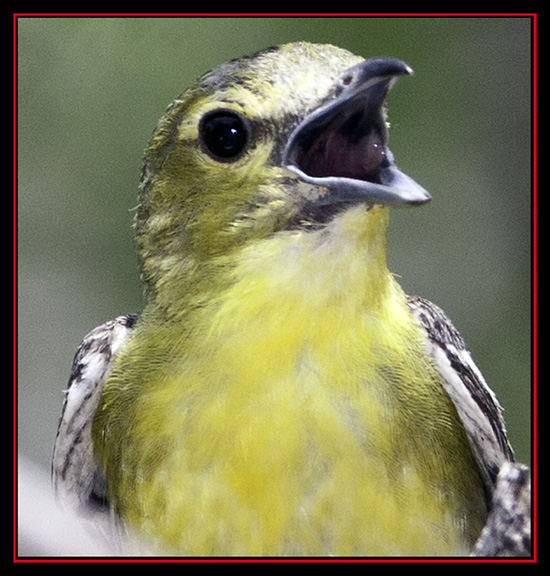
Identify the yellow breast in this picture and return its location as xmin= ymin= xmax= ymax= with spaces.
xmin=98 ymin=207 xmax=486 ymax=556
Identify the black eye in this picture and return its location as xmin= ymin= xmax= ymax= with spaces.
xmin=200 ymin=111 xmax=250 ymax=161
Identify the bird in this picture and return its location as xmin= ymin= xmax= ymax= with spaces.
xmin=52 ymin=42 xmax=514 ymax=557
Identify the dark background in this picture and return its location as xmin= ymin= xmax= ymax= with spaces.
xmin=17 ymin=16 xmax=532 ymax=481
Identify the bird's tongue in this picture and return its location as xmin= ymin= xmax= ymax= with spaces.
xmin=296 ymin=121 xmax=386 ymax=183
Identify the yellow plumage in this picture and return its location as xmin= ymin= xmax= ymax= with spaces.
xmin=96 ymin=206 xmax=485 ymax=555
xmin=52 ymin=42 xmax=517 ymax=556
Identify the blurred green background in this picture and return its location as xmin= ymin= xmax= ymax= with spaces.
xmin=17 ymin=16 xmax=532 ymax=479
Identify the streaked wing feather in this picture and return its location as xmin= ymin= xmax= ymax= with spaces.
xmin=52 ymin=314 xmax=138 ymax=513
xmin=407 ymin=295 xmax=513 ymax=490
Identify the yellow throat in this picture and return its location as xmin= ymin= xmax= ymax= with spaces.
xmin=94 ymin=206 xmax=486 ymax=556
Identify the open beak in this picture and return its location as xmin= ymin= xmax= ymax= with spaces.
xmin=284 ymin=58 xmax=431 ymax=207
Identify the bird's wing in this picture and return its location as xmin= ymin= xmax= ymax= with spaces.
xmin=406 ymin=295 xmax=514 ymax=490
xmin=52 ymin=314 xmax=138 ymax=514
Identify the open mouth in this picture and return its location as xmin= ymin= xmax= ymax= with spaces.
xmin=288 ymin=85 xmax=390 ymax=184
xmin=283 ymin=58 xmax=431 ymax=208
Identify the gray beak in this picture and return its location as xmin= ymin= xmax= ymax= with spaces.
xmin=284 ymin=58 xmax=431 ymax=207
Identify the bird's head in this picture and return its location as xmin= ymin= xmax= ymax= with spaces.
xmin=135 ymin=42 xmax=430 ymax=299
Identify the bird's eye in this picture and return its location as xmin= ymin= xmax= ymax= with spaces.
xmin=200 ymin=111 xmax=250 ymax=161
